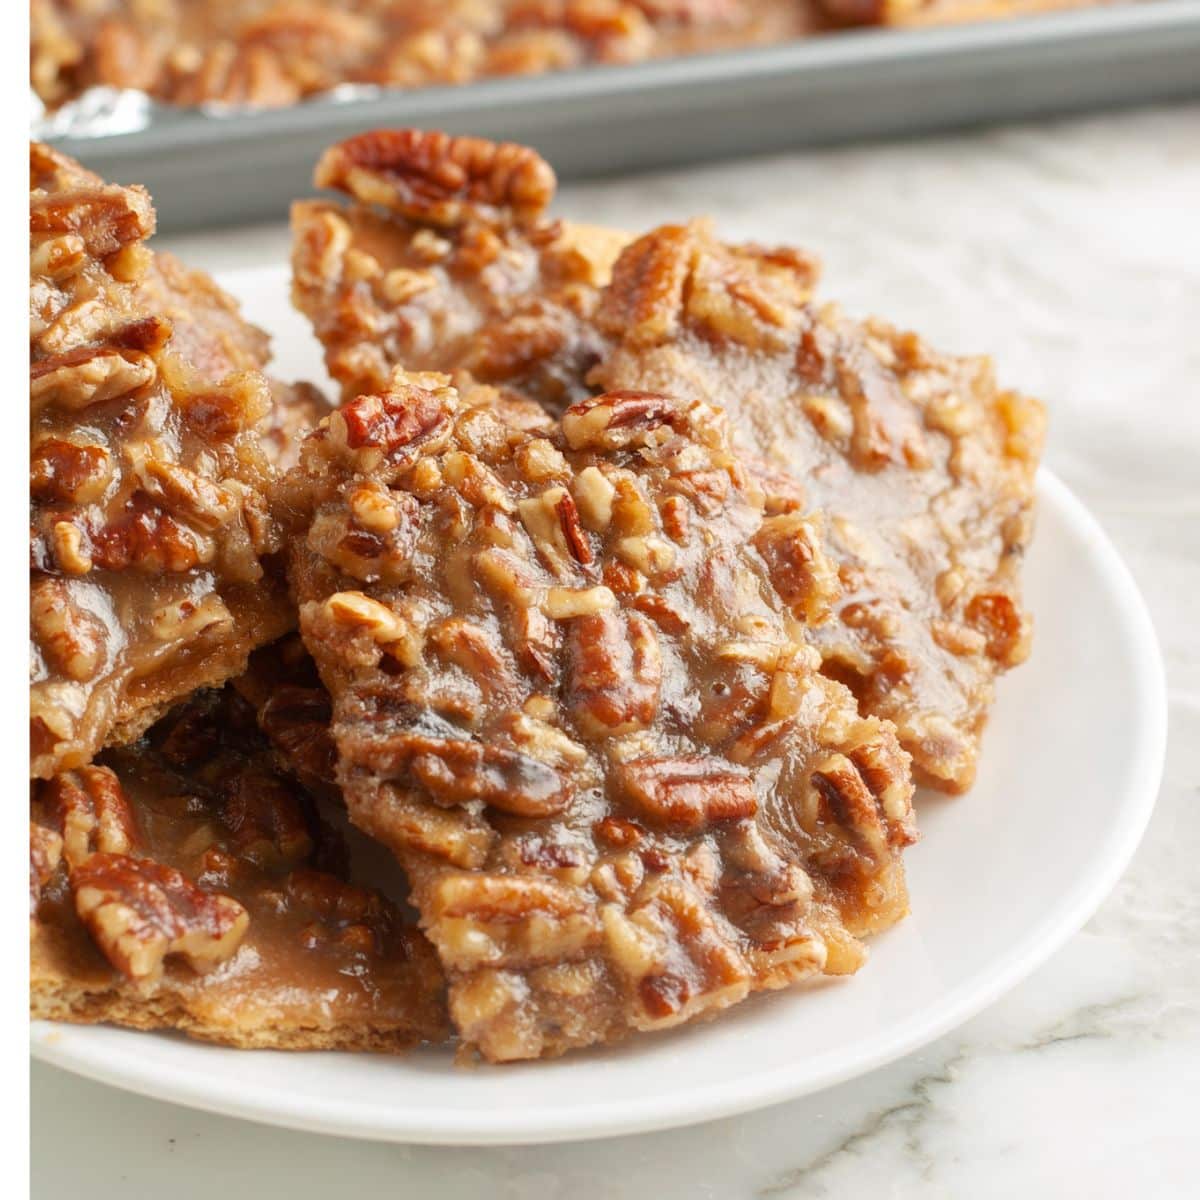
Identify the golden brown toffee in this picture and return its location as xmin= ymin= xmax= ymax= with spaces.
xmin=290 ymin=131 xmax=1045 ymax=791
xmin=32 ymin=0 xmax=818 ymax=110
xmin=30 ymin=688 xmax=447 ymax=1050
xmin=283 ymin=369 xmax=916 ymax=1061
xmin=29 ymin=143 xmax=295 ymax=777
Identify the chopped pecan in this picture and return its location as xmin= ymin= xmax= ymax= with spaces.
xmin=509 ymin=600 xmax=561 ymax=683
xmin=42 ymin=765 xmax=139 ymax=869
xmin=307 ymin=493 xmax=419 ymax=583
xmin=285 ymin=868 xmax=393 ymax=956
xmin=71 ymin=853 xmax=249 ymax=984
xmin=385 ymin=732 xmax=571 ymax=818
xmin=258 ymin=685 xmax=337 ymax=788
xmin=217 ymin=768 xmax=315 ymax=871
xmin=561 ymin=390 xmax=684 ymax=451
xmin=571 ymin=465 xmax=616 ymax=530
xmin=965 ymin=591 xmax=1031 ymax=667
xmin=753 ymin=512 xmax=840 ymax=624
xmin=595 ymin=224 xmax=694 ymax=345
xmin=555 ymin=489 xmax=593 ymax=564
xmin=30 ymin=347 xmax=156 ymax=413
xmin=426 ymin=872 xmax=600 ymax=970
xmin=30 ymin=184 xmax=154 ymax=259
xmin=30 ymin=577 xmax=108 ymax=683
xmin=429 ymin=618 xmax=519 ymax=699
xmin=330 ymin=376 xmax=454 ymax=461
xmin=601 ymin=879 xmax=752 ymax=1028
xmin=86 ymin=494 xmax=212 ymax=574
xmin=30 ymin=436 xmax=113 ymax=505
xmin=810 ymin=753 xmax=894 ymax=862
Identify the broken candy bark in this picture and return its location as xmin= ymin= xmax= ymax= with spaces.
xmin=291 ymin=131 xmax=1045 ymax=791
xmin=284 ymin=369 xmax=916 ymax=1060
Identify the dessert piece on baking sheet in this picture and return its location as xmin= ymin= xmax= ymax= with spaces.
xmin=31 ymin=686 xmax=447 ymax=1051
xmin=29 ymin=143 xmax=324 ymax=777
xmin=282 ymin=367 xmax=916 ymax=1061
xmin=31 ymin=0 xmax=818 ymax=110
xmin=291 ymin=131 xmax=1045 ymax=792
xmin=29 ymin=0 xmax=1112 ymax=114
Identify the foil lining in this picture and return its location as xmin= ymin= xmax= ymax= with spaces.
xmin=30 ymin=82 xmax=391 ymax=141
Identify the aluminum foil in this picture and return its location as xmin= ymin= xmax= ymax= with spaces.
xmin=30 ymin=81 xmax=392 ymax=141
xmin=31 ymin=87 xmax=159 ymax=140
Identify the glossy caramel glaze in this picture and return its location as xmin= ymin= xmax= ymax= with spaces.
xmin=283 ymin=369 xmax=916 ymax=1061
xmin=291 ymin=131 xmax=1045 ymax=791
xmin=30 ymin=687 xmax=447 ymax=1050
xmin=30 ymin=143 xmax=302 ymax=777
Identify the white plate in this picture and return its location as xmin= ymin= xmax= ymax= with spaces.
xmin=31 ymin=269 xmax=1167 ymax=1145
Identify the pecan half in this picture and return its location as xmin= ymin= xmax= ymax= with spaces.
xmin=72 ymin=853 xmax=248 ymax=985
xmin=43 ymin=765 xmax=139 ymax=869
xmin=615 ymin=756 xmax=757 ymax=832
xmin=566 ymin=611 xmax=662 ymax=737
xmin=316 ymin=130 xmax=556 ymax=229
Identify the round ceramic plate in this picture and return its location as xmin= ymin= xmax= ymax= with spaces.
xmin=31 ymin=268 xmax=1167 ymax=1146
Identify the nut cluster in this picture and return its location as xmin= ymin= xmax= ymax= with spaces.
xmin=297 ymin=131 xmax=1046 ymax=794
xmin=591 ymin=218 xmax=1045 ymax=789
xmin=293 ymin=130 xmax=622 ymax=408
xmin=31 ymin=688 xmax=447 ymax=1043
xmin=32 ymin=0 xmax=808 ymax=110
xmin=289 ymin=367 xmax=916 ymax=1061
xmin=29 ymin=143 xmax=292 ymax=778
xmin=37 ymin=762 xmax=249 ymax=985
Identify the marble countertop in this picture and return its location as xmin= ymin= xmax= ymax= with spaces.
xmin=33 ymin=102 xmax=1199 ymax=1199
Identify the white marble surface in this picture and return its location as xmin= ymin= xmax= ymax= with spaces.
xmin=33 ymin=103 xmax=1200 ymax=1198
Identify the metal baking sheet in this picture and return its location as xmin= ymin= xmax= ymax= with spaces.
xmin=41 ymin=1 xmax=1200 ymax=231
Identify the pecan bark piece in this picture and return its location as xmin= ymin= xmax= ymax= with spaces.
xmin=294 ymin=130 xmax=1042 ymax=794
xmin=592 ymin=220 xmax=1043 ymax=791
xmin=32 ymin=0 xmax=812 ymax=112
xmin=285 ymin=366 xmax=917 ymax=1062
xmin=31 ymin=685 xmax=449 ymax=1050
xmin=291 ymin=134 xmax=624 ymax=407
xmin=29 ymin=143 xmax=304 ymax=778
